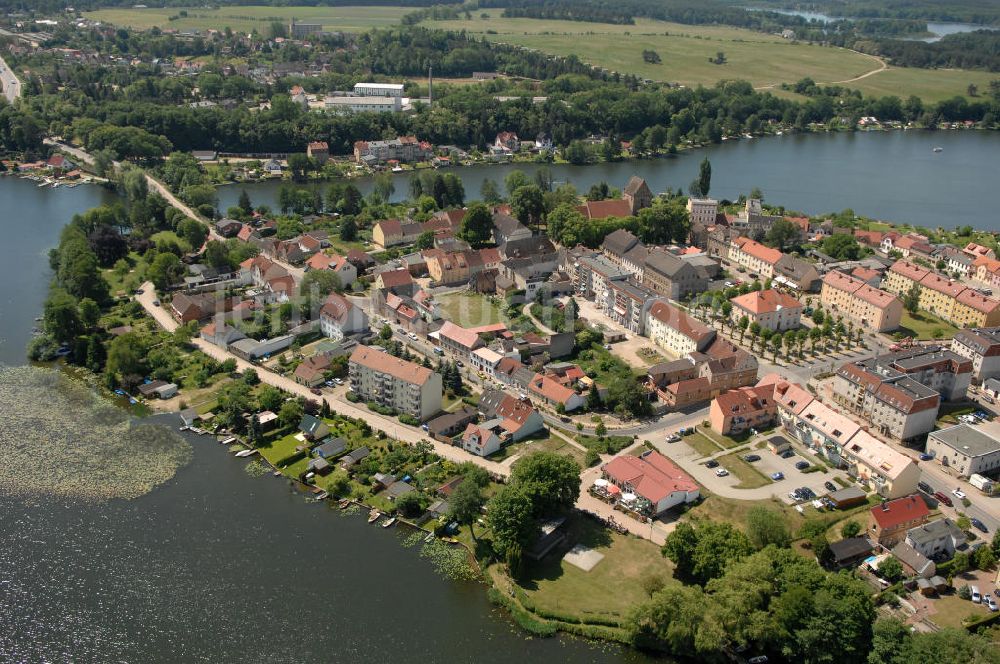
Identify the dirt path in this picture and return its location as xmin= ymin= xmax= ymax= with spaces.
xmin=755 ymin=48 xmax=888 ymax=90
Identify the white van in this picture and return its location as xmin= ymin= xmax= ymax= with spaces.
xmin=972 ymin=586 xmax=982 ymax=603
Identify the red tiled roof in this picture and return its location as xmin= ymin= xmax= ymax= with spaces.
xmin=376 ymin=268 xmax=413 ymax=289
xmin=955 ymin=288 xmax=1000 ymax=314
xmin=870 ymin=495 xmax=929 ymax=530
xmin=647 ymin=301 xmax=713 ymax=344
xmin=306 ymin=253 xmax=335 ymax=271
xmin=527 ymin=373 xmax=577 ymax=405
xmin=851 ymin=266 xmax=880 ymax=282
xmin=602 ymin=451 xmax=698 ymax=504
xmin=730 ymin=289 xmax=802 ymax=315
xmin=349 ymin=345 xmax=433 ymax=386
xmin=919 ymin=272 xmax=966 ymax=298
xmin=439 ymin=321 xmax=482 ymax=349
xmin=889 ymin=260 xmax=930 ymax=282
xmin=577 ymin=199 xmax=633 ymax=220
xmin=733 ymin=236 xmax=782 ymax=265
xmin=855 ymin=284 xmax=899 ymax=309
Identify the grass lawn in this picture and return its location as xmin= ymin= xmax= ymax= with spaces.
xmin=490 ymin=432 xmax=587 ymax=467
xmin=85 ymin=6 xmax=409 ymax=32
xmin=929 ymin=592 xmax=990 ymax=630
xmin=684 ymin=493 xmax=804 ymax=534
xmin=425 ymin=13 xmax=989 ymax=102
xmin=898 ymin=310 xmax=960 ymax=340
xmin=684 ymin=431 xmax=723 ymax=458
xmin=436 ymin=291 xmax=506 ymax=328
xmin=574 ymin=432 xmax=634 ymax=454
xmin=517 ymin=514 xmax=674 ymax=622
xmin=698 ymin=426 xmax=751 ymax=449
xmin=717 ymin=452 xmax=772 ymax=489
xmin=257 ymin=431 xmax=305 ymax=467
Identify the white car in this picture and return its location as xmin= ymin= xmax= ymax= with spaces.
xmin=952 ymin=488 xmax=967 ymax=500
xmin=714 ymin=468 xmax=729 ymax=477
xmin=986 ymin=595 xmax=998 ymax=612
xmin=407 ymin=332 xmax=418 ymax=341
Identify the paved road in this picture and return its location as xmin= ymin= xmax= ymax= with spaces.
xmin=0 ymin=54 xmax=21 ymax=103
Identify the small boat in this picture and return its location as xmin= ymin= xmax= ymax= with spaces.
xmin=314 ymin=491 xmax=329 ymax=500
xmin=272 ymin=470 xmax=282 ymax=477
xmin=423 ymin=532 xmax=434 ymax=543
xmin=338 ymin=499 xmax=351 ymax=509
xmin=933 ymin=147 xmax=943 ymax=152
xmin=381 ymin=517 xmax=396 ymax=528
xmin=221 ymin=436 xmax=237 ymax=445
xmin=234 ymin=449 xmax=257 ymax=458
xmin=178 ymin=426 xmax=189 ymax=432
xmin=367 ymin=509 xmax=381 ymax=524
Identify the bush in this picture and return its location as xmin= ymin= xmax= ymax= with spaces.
xmin=346 ymin=391 xmax=360 ymax=402
xmin=584 ymin=448 xmax=601 ymax=467
xmin=958 ymin=584 xmax=972 ymax=600
xmin=399 ymin=413 xmax=420 ymax=426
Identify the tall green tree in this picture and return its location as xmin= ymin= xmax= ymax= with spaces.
xmin=457 ymin=201 xmax=493 ymax=248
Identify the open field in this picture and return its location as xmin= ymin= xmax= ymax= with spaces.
xmin=518 ymin=516 xmax=674 ymax=621
xmin=436 ymin=291 xmax=505 ymax=328
xmin=427 ymin=13 xmax=992 ymax=102
xmin=85 ymin=6 xmax=409 ymax=33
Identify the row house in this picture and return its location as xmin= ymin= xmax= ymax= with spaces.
xmin=372 ymin=219 xmax=424 ymax=249
xmin=878 ymin=345 xmax=972 ymax=400
xmin=834 ymin=361 xmax=940 ymax=443
xmin=601 ymin=229 xmax=641 ymax=269
xmin=939 ymin=246 xmax=973 ymax=277
xmin=842 ymin=430 xmax=922 ymax=500
xmin=970 ymin=255 xmax=1000 ymax=289
xmin=884 ymin=259 xmax=1000 ymax=327
xmin=773 ymin=254 xmax=822 ymax=292
xmin=727 ymin=236 xmax=782 ymax=279
xmin=951 ymin=327 xmax=1000 ymax=382
xmin=819 ymin=270 xmax=902 ymax=332
xmin=881 ymin=259 xmax=929 ymax=297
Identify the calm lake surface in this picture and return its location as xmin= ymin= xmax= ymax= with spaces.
xmin=756 ymin=7 xmax=997 ymax=41
xmin=0 ymin=177 xmax=643 ymax=662
xmin=2 ymin=127 xmax=999 ymax=661
xmin=220 ymin=131 xmax=1000 ymax=233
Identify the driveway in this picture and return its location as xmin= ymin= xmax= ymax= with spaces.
xmin=575 ymin=297 xmax=669 ymax=368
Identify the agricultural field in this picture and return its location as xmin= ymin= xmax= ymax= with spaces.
xmin=85 ymin=6 xmax=409 ymax=33
xmin=427 ymin=13 xmax=993 ymax=102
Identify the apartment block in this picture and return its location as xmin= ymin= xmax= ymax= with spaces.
xmin=952 ymin=327 xmax=1000 ymax=382
xmin=349 ymin=345 xmax=443 ymax=421
xmin=820 ymin=270 xmax=902 ymax=332
xmin=644 ymin=301 xmax=715 ymax=357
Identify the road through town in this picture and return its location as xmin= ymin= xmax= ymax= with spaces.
xmin=0 ymin=54 xmax=21 ymax=103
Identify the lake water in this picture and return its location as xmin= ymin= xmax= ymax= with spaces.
xmin=0 ymin=177 xmax=117 ymax=366
xmin=220 ymin=130 xmax=1000 ymax=233
xmin=0 ymin=176 xmax=645 ymax=662
xmin=757 ymin=7 xmax=997 ymax=41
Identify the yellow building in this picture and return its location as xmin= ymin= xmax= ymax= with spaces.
xmin=820 ymin=271 xmax=902 ymax=333
xmin=917 ymin=272 xmax=965 ymax=321
xmin=953 ymin=288 xmax=1000 ymax=327
xmin=882 ymin=259 xmax=930 ymax=297
xmin=728 ymin=236 xmax=782 ymax=279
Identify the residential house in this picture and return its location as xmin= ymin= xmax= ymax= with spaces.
xmin=478 ymin=389 xmax=546 ymax=441
xmin=460 ymin=422 xmax=503 ymax=457
xmin=373 ymin=268 xmax=415 ymax=296
xmin=526 ymin=373 xmax=584 ymax=412
xmin=294 ymin=354 xmax=332 ymax=387
xmin=869 ymin=495 xmax=930 ymax=547
xmin=319 ymin=292 xmax=369 ymax=340
xmin=601 ymin=451 xmax=700 ymax=516
xmin=339 ymin=446 xmax=371 ymax=471
xmin=348 ymin=345 xmax=443 ymax=421
xmin=833 ymin=360 xmax=941 ymax=443
xmin=841 ymin=430 xmax=921 ymax=499
xmin=773 ymin=254 xmax=822 ymax=292
xmin=492 ymin=212 xmax=532 ymax=245
xmin=353 ymin=136 xmax=431 ymax=165
xmin=727 ymin=236 xmax=782 ymax=279
xmin=298 ymin=414 xmax=330 ymax=441
xmin=306 ymin=140 xmax=329 ymax=164
xmin=819 ymin=271 xmax=902 ymax=333
xmin=644 ymin=301 xmax=715 ymax=357
xmin=881 ymin=259 xmax=930 ymax=298
xmin=425 ymin=406 xmax=479 ymax=443
xmin=601 ymin=229 xmax=641 ymax=267
xmin=436 ymin=321 xmax=484 ymax=360
xmin=372 ymin=218 xmax=422 ymax=249
xmin=952 ymin=327 xmax=1000 ymax=382
xmin=729 ymin=289 xmax=803 ymax=332
xmin=643 ymin=250 xmax=707 ymax=300
xmin=686 ymin=198 xmax=718 ymax=228
xmin=964 ymin=242 xmax=995 ymax=261
xmin=709 ymin=385 xmax=777 ymax=436
xmin=494 ymin=131 xmax=520 ymax=153
xmin=199 ymin=321 xmax=247 ymax=348
xmin=905 ymin=518 xmax=968 ymax=561
xmin=471 ymin=347 xmax=504 ymax=379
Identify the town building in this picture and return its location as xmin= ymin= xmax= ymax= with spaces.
xmin=905 ymin=518 xmax=968 ymax=561
xmin=526 ymin=373 xmax=584 ymax=412
xmin=643 ymin=250 xmax=707 ymax=300
xmin=728 ymin=236 xmax=782 ymax=279
xmin=294 ymin=354 xmax=333 ymax=388
xmin=306 ymin=141 xmax=329 ymax=164
xmin=686 ymin=197 xmax=718 ymax=227
xmin=319 ymin=292 xmax=369 ymax=340
xmin=882 ymin=259 xmax=1000 ymax=328
xmin=348 ymin=345 xmax=443 ymax=421
xmin=773 ymin=254 xmax=822 ymax=292
xmin=951 ymin=327 xmax=1000 ymax=382
xmin=425 ymin=406 xmax=479 ymax=443
xmin=729 ymin=288 xmax=803 ymax=332
xmin=289 ymin=20 xmax=323 ymax=38
xmin=840 ymin=430 xmax=921 ymax=499
xmin=601 ymin=451 xmax=700 ymax=516
xmin=709 ymin=384 xmax=776 ymax=436
xmin=869 ymin=495 xmax=931 ymax=547
xmin=833 ymin=361 xmax=941 ymax=443
xmin=460 ymin=422 xmax=502 ymax=457
xmin=623 ymin=176 xmax=653 ymax=215
xmin=353 ymin=136 xmax=431 ymax=165
xmin=926 ymin=424 xmax=1000 ymax=477
xmin=819 ymin=270 xmax=902 ymax=332
xmin=877 ymin=345 xmax=972 ymax=401
xmin=478 ymin=389 xmax=546 ymax=441
xmin=644 ymin=301 xmax=715 ymax=357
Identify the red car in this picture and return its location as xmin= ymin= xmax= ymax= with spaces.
xmin=933 ymin=491 xmax=953 ymax=507
xmin=310 ymin=388 xmax=322 ymax=396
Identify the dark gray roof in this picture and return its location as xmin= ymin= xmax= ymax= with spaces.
xmin=427 ymin=405 xmax=478 ymax=435
xmin=601 ymin=229 xmax=640 ymax=257
xmin=891 ymin=541 xmax=935 ymax=575
xmin=829 ymin=537 xmax=873 ymax=563
xmin=315 ymin=437 xmax=347 ymax=458
xmin=499 ymin=236 xmax=556 ymax=259
xmin=906 ymin=518 xmax=967 ymax=548
xmin=341 ymin=446 xmax=371 ymax=464
xmin=828 ymin=486 xmax=867 ymax=502
xmin=493 ymin=212 xmax=528 ymax=238
xmin=624 ymin=176 xmax=649 ymax=197
xmin=386 ymin=481 xmax=415 ymax=498
xmin=478 ymin=388 xmax=507 ymax=418
xmin=644 ymin=250 xmax=694 ymax=279
xmin=929 ymin=424 xmax=1000 ymax=458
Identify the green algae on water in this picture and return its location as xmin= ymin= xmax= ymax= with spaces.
xmin=0 ymin=366 xmax=192 ymax=501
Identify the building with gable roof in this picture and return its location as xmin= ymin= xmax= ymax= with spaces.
xmin=728 ymin=236 xmax=783 ymax=278
xmin=348 ymin=345 xmax=442 ymax=420
xmin=729 ymin=288 xmax=803 ymax=331
xmin=319 ymin=292 xmax=369 ymax=340
xmin=478 ymin=389 xmax=546 ymax=441
xmin=623 ymin=176 xmax=653 ymax=214
xmin=952 ymin=327 xmax=1000 ymax=381
xmin=709 ymin=384 xmax=777 ymax=436
xmin=644 ymin=301 xmax=715 ymax=356
xmin=601 ymin=450 xmax=699 ymax=515
xmin=820 ymin=270 xmax=902 ymax=332
xmin=869 ymin=495 xmax=930 ymax=546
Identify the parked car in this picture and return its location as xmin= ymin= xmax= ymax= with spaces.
xmin=795 ymin=460 xmax=810 ymax=470
xmin=715 ymin=468 xmax=729 ymax=477
xmin=934 ymin=491 xmax=953 ymax=507
xmin=770 ymin=472 xmax=785 ymax=481
xmin=919 ymin=453 xmax=933 ymax=461
xmin=152 ymin=299 xmax=160 ymax=306
xmin=667 ymin=434 xmax=680 ymax=443
xmin=408 ymin=332 xmax=418 ymax=341
xmin=798 ymin=487 xmax=816 ymax=500
xmin=985 ymin=595 xmax=998 ymax=612
xmin=744 ymin=454 xmax=761 ymax=463
xmin=953 ymin=488 xmax=967 ymax=500
xmin=917 ymin=481 xmax=931 ymax=493
xmin=984 ymin=395 xmax=996 ymax=404
xmin=705 ymin=460 xmax=720 ymax=469
xmin=310 ymin=388 xmax=322 ymax=396
xmin=824 ymin=481 xmax=837 ymax=492
xmin=972 ymin=586 xmax=982 ymax=603
xmin=971 ymin=518 xmax=988 ymax=533
xmin=779 ymin=449 xmax=795 ymax=459
xmin=974 ymin=410 xmax=990 ymax=420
